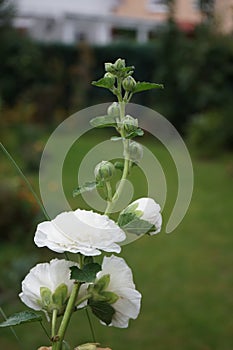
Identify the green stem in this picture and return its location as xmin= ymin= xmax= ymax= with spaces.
xmin=104 ymin=101 xmax=130 ymax=215
xmin=52 ymin=309 xmax=58 ymax=339
xmin=0 ymin=307 xmax=23 ymax=349
xmin=0 ymin=142 xmax=50 ymax=220
xmin=75 ymin=293 xmax=92 ymax=308
xmin=85 ymin=308 xmax=96 ymax=343
xmin=53 ymin=282 xmax=81 ymax=350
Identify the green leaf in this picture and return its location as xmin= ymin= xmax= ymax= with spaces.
xmin=0 ymin=311 xmax=42 ymax=327
xmin=118 ymin=211 xmax=137 ymax=227
xmin=70 ymin=263 xmax=101 ymax=283
xmin=126 ymin=128 xmax=144 ymax=139
xmin=73 ymin=181 xmax=101 ymax=197
xmin=92 ymin=77 xmax=115 ymax=89
xmin=88 ymin=299 xmax=115 ymax=325
xmin=133 ymin=82 xmax=164 ymax=94
xmin=122 ymin=217 xmax=156 ymax=236
xmin=90 ymin=115 xmax=117 ymax=128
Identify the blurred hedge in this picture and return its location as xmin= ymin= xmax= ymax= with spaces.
xmin=1 ymin=24 xmax=233 ymax=147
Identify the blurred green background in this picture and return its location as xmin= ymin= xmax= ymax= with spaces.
xmin=0 ymin=1 xmax=233 ymax=349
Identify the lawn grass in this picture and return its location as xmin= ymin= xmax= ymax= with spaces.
xmin=0 ymin=130 xmax=233 ymax=350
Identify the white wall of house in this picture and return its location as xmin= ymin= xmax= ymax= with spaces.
xmin=12 ymin=0 xmax=164 ymax=44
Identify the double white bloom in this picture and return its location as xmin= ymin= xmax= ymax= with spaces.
xmin=97 ymin=255 xmax=142 ymax=328
xmin=34 ymin=209 xmax=126 ymax=256
xmin=20 ymin=256 xmax=141 ymax=329
xmin=19 ymin=259 xmax=76 ymax=316
xmin=79 ymin=255 xmax=142 ymax=328
xmin=121 ymin=197 xmax=162 ymax=235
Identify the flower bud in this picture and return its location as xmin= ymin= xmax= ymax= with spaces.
xmin=126 ymin=141 xmax=143 ymax=163
xmin=94 ymin=161 xmax=115 ymax=182
xmin=105 ymin=62 xmax=115 ymax=73
xmin=122 ymin=115 xmax=138 ymax=134
xmin=114 ymin=58 xmax=125 ymax=70
xmin=107 ymin=102 xmax=120 ymax=118
xmin=104 ymin=72 xmax=115 ymax=87
xmin=122 ymin=76 xmax=136 ymax=92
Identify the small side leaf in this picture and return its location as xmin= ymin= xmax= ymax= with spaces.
xmin=88 ymin=300 xmax=115 ymax=325
xmin=0 ymin=311 xmax=42 ymax=327
xmin=122 ymin=217 xmax=156 ymax=236
xmin=70 ymin=263 xmax=101 ymax=283
xmin=90 ymin=115 xmax=117 ymax=128
xmin=92 ymin=77 xmax=114 ymax=89
xmin=73 ymin=181 xmax=101 ymax=197
xmin=133 ymin=82 xmax=164 ymax=93
xmin=126 ymin=128 xmax=144 ymax=139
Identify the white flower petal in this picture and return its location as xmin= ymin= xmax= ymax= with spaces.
xmin=96 ymin=255 xmax=142 ymax=328
xmin=133 ymin=197 xmax=162 ymax=235
xmin=19 ymin=259 xmax=77 ymax=313
xmin=34 ymin=209 xmax=125 ymax=256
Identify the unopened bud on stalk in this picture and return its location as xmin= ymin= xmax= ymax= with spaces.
xmin=104 ymin=72 xmax=115 ymax=87
xmin=114 ymin=58 xmax=125 ymax=70
xmin=105 ymin=62 xmax=115 ymax=73
xmin=122 ymin=76 xmax=136 ymax=92
xmin=127 ymin=141 xmax=143 ymax=163
xmin=122 ymin=115 xmax=138 ymax=134
xmin=107 ymin=102 xmax=120 ymax=118
xmin=94 ymin=161 xmax=115 ymax=182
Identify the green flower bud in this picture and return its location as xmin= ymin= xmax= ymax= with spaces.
xmin=104 ymin=62 xmax=115 ymax=73
xmin=104 ymin=72 xmax=115 ymax=87
xmin=122 ymin=76 xmax=136 ymax=92
xmin=122 ymin=115 xmax=138 ymax=134
xmin=107 ymin=102 xmax=120 ymax=118
xmin=114 ymin=58 xmax=125 ymax=70
xmin=94 ymin=161 xmax=115 ymax=182
xmin=127 ymin=141 xmax=143 ymax=163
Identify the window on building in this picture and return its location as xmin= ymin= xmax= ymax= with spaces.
xmin=147 ymin=0 xmax=168 ymax=13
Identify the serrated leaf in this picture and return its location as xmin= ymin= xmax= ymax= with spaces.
xmin=90 ymin=115 xmax=117 ymax=128
xmin=122 ymin=217 xmax=156 ymax=236
xmin=126 ymin=128 xmax=144 ymax=139
xmin=92 ymin=77 xmax=114 ymax=89
xmin=133 ymin=82 xmax=164 ymax=93
xmin=88 ymin=300 xmax=115 ymax=325
xmin=0 ymin=311 xmax=42 ymax=327
xmin=70 ymin=263 xmax=101 ymax=283
xmin=118 ymin=211 xmax=137 ymax=227
xmin=73 ymin=181 xmax=100 ymax=197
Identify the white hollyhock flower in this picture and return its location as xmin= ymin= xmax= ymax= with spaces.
xmin=120 ymin=197 xmax=162 ymax=235
xmin=34 ymin=209 xmax=126 ymax=256
xmin=96 ymin=255 xmax=142 ymax=328
xmin=19 ymin=259 xmax=76 ymax=316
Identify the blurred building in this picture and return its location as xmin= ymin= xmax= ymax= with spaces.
xmin=12 ymin=0 xmax=233 ymax=44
